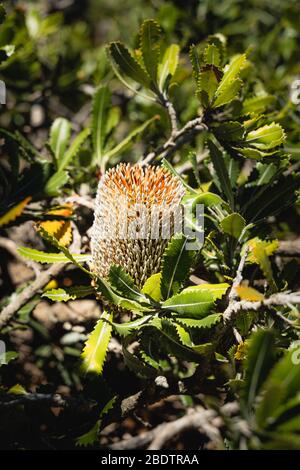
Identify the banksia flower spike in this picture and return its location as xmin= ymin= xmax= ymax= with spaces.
xmin=91 ymin=163 xmax=185 ymax=288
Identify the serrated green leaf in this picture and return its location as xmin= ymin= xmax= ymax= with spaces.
xmin=198 ymin=68 xmax=219 ymax=105
xmin=213 ymin=78 xmax=242 ymax=108
xmin=140 ymin=19 xmax=161 ymax=84
xmin=220 ymin=213 xmax=246 ymax=239
xmin=242 ymin=94 xmax=276 ymax=115
xmin=189 ymin=44 xmax=201 ymax=80
xmin=123 ymin=339 xmax=157 ymax=379
xmin=246 ymin=123 xmax=286 ymax=150
xmin=182 ymin=283 xmax=229 ymax=300
xmin=58 ymin=128 xmax=90 ymax=171
xmin=207 ymin=140 xmax=234 ymax=208
xmin=44 ymin=170 xmax=69 ymax=196
xmin=162 ymin=289 xmax=215 ymax=317
xmin=18 ymin=246 xmax=91 ymax=264
xmin=108 ymin=41 xmax=151 ymax=88
xmin=49 ymin=118 xmax=71 ymax=165
xmin=108 ymin=264 xmax=150 ymax=304
xmin=139 ymin=348 xmax=161 ymax=370
xmin=96 ymin=276 xmax=151 ymax=314
xmin=42 ymin=285 xmax=94 ymax=302
xmin=158 ymin=44 xmax=179 ymax=92
xmin=38 ymin=226 xmax=91 ymax=274
xmin=214 ymin=122 xmax=244 ymax=142
xmin=174 ymin=322 xmax=214 ymax=354
xmin=92 ymin=85 xmax=111 ymax=166
xmin=81 ymin=310 xmax=112 ymax=375
xmin=112 ymin=315 xmax=153 ymax=337
xmin=76 ymin=421 xmax=99 ymax=447
xmin=204 ymin=44 xmax=221 ymax=67
xmin=215 ymin=53 xmax=246 ymax=97
xmin=175 ymin=313 xmax=222 ymax=329
xmin=76 ymin=396 xmax=116 ymax=447
xmin=235 ymin=147 xmax=279 ymax=160
xmin=161 ymin=234 xmax=195 ymax=300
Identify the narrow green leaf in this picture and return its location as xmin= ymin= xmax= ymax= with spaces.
xmin=18 ymin=246 xmax=91 ymax=264
xmin=49 ymin=118 xmax=71 ymax=165
xmin=81 ymin=310 xmax=112 ymax=374
xmin=162 ymin=158 xmax=197 ymax=193
xmin=44 ymin=170 xmax=69 ymax=196
xmin=42 ymin=285 xmax=94 ymax=302
xmin=207 ymin=139 xmax=234 ymax=208
xmin=182 ymin=283 xmax=229 ymax=300
xmin=174 ymin=322 xmax=214 ymax=354
xmin=113 ymin=315 xmax=153 ymax=337
xmin=175 ymin=313 xmax=222 ymax=329
xmin=123 ymin=338 xmax=157 ymax=378
xmin=189 ymin=44 xmax=201 ymax=80
xmin=96 ymin=277 xmax=151 ymax=314
xmin=108 ymin=41 xmax=151 ymax=88
xmin=140 ymin=19 xmax=161 ymax=83
xmin=161 ymin=234 xmax=195 ymax=300
xmin=104 ymin=115 xmax=159 ymax=160
xmin=38 ymin=226 xmax=91 ymax=274
xmin=76 ymin=397 xmax=116 ymax=447
xmin=92 ymin=85 xmax=111 ymax=166
xmin=245 ymin=329 xmax=277 ymax=409
xmin=158 ymin=44 xmax=179 ymax=92
xmin=109 ymin=264 xmax=150 ymax=304
xmin=58 ymin=128 xmax=90 ymax=171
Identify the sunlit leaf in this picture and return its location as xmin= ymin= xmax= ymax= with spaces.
xmin=81 ymin=310 xmax=112 ymax=374
xmin=49 ymin=117 xmax=71 ymax=165
xmin=141 ymin=272 xmax=162 ymax=301
xmin=162 ymin=289 xmax=215 ymax=317
xmin=158 ymin=44 xmax=179 ymax=92
xmin=0 ymin=196 xmax=31 ymax=227
xmin=42 ymin=285 xmax=94 ymax=302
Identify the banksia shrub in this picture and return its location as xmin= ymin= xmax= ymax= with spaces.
xmin=91 ymin=163 xmax=185 ymax=288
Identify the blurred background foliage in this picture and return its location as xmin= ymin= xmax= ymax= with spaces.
xmin=1 ymin=0 xmax=300 ymax=152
